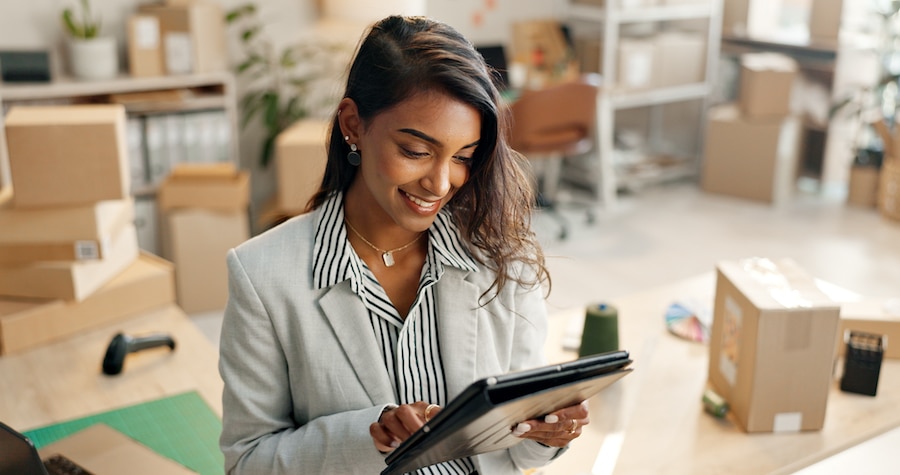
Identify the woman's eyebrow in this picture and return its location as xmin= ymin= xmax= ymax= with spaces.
xmin=398 ymin=128 xmax=480 ymax=149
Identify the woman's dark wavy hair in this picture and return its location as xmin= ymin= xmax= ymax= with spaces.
xmin=307 ymin=15 xmax=548 ymax=301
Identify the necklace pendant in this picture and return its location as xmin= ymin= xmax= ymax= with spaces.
xmin=382 ymin=251 xmax=395 ymax=267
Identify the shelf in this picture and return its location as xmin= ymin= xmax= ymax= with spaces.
xmin=0 ymin=71 xmax=235 ymax=102
xmin=615 ymin=157 xmax=698 ymax=189
xmin=611 ymin=83 xmax=710 ymax=110
xmin=568 ymin=3 xmax=713 ymax=24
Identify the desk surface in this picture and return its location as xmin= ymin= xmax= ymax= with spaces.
xmin=0 ymin=305 xmax=222 ymax=431
xmin=542 ymin=273 xmax=900 ymax=475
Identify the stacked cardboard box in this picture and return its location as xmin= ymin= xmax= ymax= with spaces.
xmin=708 ymin=258 xmax=841 ymax=433
xmin=159 ymin=163 xmax=249 ymax=314
xmin=0 ymin=104 xmax=173 ymax=354
xmin=136 ymin=1 xmax=227 ymax=76
xmin=702 ymin=53 xmax=800 ymax=204
xmin=274 ymin=118 xmax=329 ymax=213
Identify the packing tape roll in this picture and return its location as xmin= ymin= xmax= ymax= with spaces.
xmin=579 ymin=303 xmax=619 ymax=357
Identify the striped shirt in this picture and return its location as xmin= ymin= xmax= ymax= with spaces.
xmin=312 ymin=192 xmax=480 ymax=474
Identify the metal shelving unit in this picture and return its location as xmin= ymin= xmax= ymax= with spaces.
xmin=567 ymin=0 xmax=723 ymax=208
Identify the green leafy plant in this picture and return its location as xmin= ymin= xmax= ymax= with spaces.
xmin=226 ymin=3 xmax=349 ymax=168
xmin=62 ymin=0 xmax=101 ymax=40
xmin=830 ymin=1 xmax=900 ymax=161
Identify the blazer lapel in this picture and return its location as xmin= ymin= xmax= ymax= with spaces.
xmin=435 ymin=268 xmax=481 ymax=399
xmin=319 ymin=281 xmax=396 ymax=404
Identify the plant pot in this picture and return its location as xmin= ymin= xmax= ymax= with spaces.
xmin=69 ymin=36 xmax=118 ymax=80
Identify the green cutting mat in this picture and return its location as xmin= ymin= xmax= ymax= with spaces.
xmin=25 ymin=391 xmax=223 ymax=475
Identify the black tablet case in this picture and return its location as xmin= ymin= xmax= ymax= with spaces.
xmin=382 ymin=350 xmax=632 ymax=475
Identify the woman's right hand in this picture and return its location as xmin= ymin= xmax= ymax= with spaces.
xmin=370 ymin=401 xmax=442 ymax=453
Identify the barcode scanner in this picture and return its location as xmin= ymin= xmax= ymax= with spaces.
xmin=102 ymin=332 xmax=176 ymax=375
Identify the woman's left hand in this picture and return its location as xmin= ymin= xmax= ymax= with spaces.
xmin=510 ymin=400 xmax=590 ymax=447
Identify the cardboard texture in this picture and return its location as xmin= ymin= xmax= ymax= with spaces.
xmin=138 ymin=2 xmax=227 ymax=75
xmin=37 ymin=424 xmax=196 ymax=475
xmin=128 ymin=15 xmax=164 ymax=77
xmin=879 ymin=159 xmax=900 ymax=221
xmin=0 ymin=225 xmax=139 ymax=301
xmin=809 ymin=0 xmax=843 ymax=42
xmin=0 ymin=198 xmax=133 ymax=265
xmin=738 ymin=52 xmax=797 ymax=119
xmin=166 ymin=209 xmax=248 ymax=314
xmin=708 ymin=258 xmax=841 ymax=433
xmin=702 ymin=104 xmax=800 ymax=204
xmin=0 ymin=252 xmax=175 ymax=355
xmin=836 ymin=299 xmax=900 ymax=360
xmin=275 ymin=119 xmax=329 ymax=212
xmin=4 ymin=105 xmax=130 ymax=208
xmin=511 ymin=20 xmax=569 ymax=69
xmin=653 ymin=32 xmax=706 ymax=88
xmin=157 ymin=163 xmax=249 ymax=211
xmin=846 ymin=165 xmax=879 ymax=208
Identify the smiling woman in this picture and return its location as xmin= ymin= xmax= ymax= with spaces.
xmin=218 ymin=15 xmax=589 ymax=475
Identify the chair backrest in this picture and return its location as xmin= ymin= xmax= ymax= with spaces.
xmin=509 ymin=75 xmax=600 ymax=156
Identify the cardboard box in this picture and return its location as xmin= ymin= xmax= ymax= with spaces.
xmin=809 ymin=0 xmax=842 ymax=43
xmin=138 ymin=2 xmax=227 ymax=74
xmin=722 ymin=0 xmax=782 ymax=37
xmin=157 ymin=163 xmax=249 ymax=211
xmin=708 ymin=258 xmax=841 ymax=432
xmin=511 ymin=20 xmax=569 ymax=69
xmin=738 ymin=53 xmax=798 ymax=119
xmin=846 ymin=164 xmax=879 ymax=208
xmin=878 ymin=159 xmax=900 ymax=221
xmin=0 ymin=225 xmax=139 ymax=301
xmin=653 ymin=31 xmax=706 ymax=87
xmin=4 ymin=105 xmax=130 ymax=208
xmin=127 ymin=15 xmax=164 ymax=77
xmin=836 ymin=298 xmax=900 ymax=360
xmin=0 ymin=198 xmax=133 ymax=265
xmin=702 ymin=104 xmax=800 ymax=204
xmin=0 ymin=252 xmax=175 ymax=355
xmin=275 ymin=119 xmax=329 ymax=212
xmin=165 ymin=209 xmax=248 ymax=314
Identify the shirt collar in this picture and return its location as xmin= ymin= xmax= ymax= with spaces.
xmin=312 ymin=192 xmax=478 ymax=290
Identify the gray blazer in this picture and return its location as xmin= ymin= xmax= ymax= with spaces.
xmin=219 ymin=209 xmax=562 ymax=474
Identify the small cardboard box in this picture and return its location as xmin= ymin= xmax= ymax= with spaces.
xmin=846 ymin=164 xmax=879 ymax=208
xmin=138 ymin=2 xmax=227 ymax=74
xmin=0 ymin=252 xmax=175 ymax=355
xmin=878 ymin=159 xmax=900 ymax=221
xmin=653 ymin=31 xmax=706 ymax=88
xmin=708 ymin=258 xmax=841 ymax=433
xmin=4 ymin=105 xmax=130 ymax=208
xmin=165 ymin=209 xmax=248 ymax=314
xmin=809 ymin=0 xmax=842 ymax=43
xmin=0 ymin=225 xmax=139 ymax=301
xmin=275 ymin=119 xmax=329 ymax=212
xmin=0 ymin=198 xmax=133 ymax=265
xmin=157 ymin=163 xmax=249 ymax=211
xmin=702 ymin=104 xmax=800 ymax=204
xmin=836 ymin=299 xmax=900 ymax=360
xmin=738 ymin=52 xmax=797 ymax=119
xmin=127 ymin=15 xmax=164 ymax=77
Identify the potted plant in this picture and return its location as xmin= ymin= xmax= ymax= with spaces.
xmin=62 ymin=0 xmax=118 ymax=80
xmin=226 ymin=3 xmax=349 ymax=167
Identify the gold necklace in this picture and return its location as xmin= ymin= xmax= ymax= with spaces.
xmin=345 ymin=219 xmax=424 ymax=267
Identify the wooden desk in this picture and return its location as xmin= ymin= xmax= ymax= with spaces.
xmin=0 ymin=305 xmax=222 ymax=431
xmin=542 ymin=274 xmax=900 ymax=475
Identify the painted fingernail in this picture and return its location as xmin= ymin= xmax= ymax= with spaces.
xmin=512 ymin=423 xmax=532 ymax=436
xmin=581 ymin=401 xmax=589 ymax=410
xmin=390 ymin=440 xmax=399 ymax=448
xmin=544 ymin=414 xmax=559 ymax=423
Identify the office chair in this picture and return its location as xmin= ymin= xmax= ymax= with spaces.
xmin=509 ymin=74 xmax=599 ymax=239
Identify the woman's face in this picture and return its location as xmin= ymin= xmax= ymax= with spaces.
xmin=344 ymin=90 xmax=481 ymax=233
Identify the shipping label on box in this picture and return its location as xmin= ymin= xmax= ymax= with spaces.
xmin=708 ymin=258 xmax=841 ymax=433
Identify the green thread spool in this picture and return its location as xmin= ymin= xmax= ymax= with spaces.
xmin=578 ymin=303 xmax=619 ymax=357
